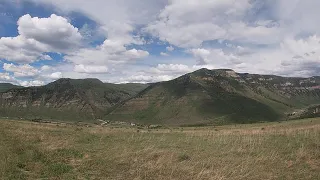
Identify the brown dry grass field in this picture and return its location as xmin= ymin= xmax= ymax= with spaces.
xmin=0 ymin=118 xmax=319 ymax=180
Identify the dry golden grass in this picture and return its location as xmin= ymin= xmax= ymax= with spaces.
xmin=0 ymin=118 xmax=319 ymax=180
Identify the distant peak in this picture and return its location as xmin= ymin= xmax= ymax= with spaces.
xmin=192 ymin=68 xmax=211 ymax=74
xmin=212 ymin=69 xmax=235 ymax=72
xmin=53 ymin=78 xmax=102 ymax=83
xmin=198 ymin=68 xmax=210 ymax=71
xmin=48 ymin=78 xmax=104 ymax=88
xmin=54 ymin=78 xmax=71 ymax=82
xmin=49 ymin=78 xmax=72 ymax=84
xmin=84 ymin=78 xmax=103 ymax=83
xmin=191 ymin=68 xmax=237 ymax=76
xmin=194 ymin=68 xmax=236 ymax=72
xmin=0 ymin=83 xmax=15 ymax=85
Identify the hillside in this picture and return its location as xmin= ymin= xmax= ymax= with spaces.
xmin=107 ymin=69 xmax=320 ymax=125
xmin=0 ymin=69 xmax=319 ymax=125
xmin=0 ymin=83 xmax=22 ymax=93
xmin=0 ymin=79 xmax=148 ymax=122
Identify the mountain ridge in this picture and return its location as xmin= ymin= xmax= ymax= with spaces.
xmin=0 ymin=78 xmax=148 ymax=122
xmin=0 ymin=69 xmax=319 ymax=125
xmin=0 ymin=83 xmax=23 ymax=93
xmin=106 ymin=68 xmax=320 ymax=125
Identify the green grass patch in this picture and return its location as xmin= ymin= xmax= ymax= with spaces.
xmin=0 ymin=118 xmax=319 ymax=179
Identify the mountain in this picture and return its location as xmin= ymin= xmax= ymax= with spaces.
xmin=0 ymin=69 xmax=319 ymax=125
xmin=106 ymin=69 xmax=320 ymax=125
xmin=0 ymin=83 xmax=22 ymax=93
xmin=0 ymin=78 xmax=148 ymax=122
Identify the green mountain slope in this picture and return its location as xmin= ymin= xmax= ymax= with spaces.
xmin=0 ymin=69 xmax=319 ymax=125
xmin=0 ymin=79 xmax=148 ymax=122
xmin=0 ymin=83 xmax=22 ymax=93
xmin=106 ymin=69 xmax=320 ymax=125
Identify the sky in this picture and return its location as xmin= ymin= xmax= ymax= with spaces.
xmin=0 ymin=0 xmax=319 ymax=86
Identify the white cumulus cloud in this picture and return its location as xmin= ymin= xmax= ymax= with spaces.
xmin=160 ymin=52 xmax=169 ymax=56
xmin=166 ymin=46 xmax=174 ymax=52
xmin=18 ymin=14 xmax=82 ymax=51
xmin=3 ymin=63 xmax=39 ymax=77
xmin=0 ymin=72 xmax=18 ymax=84
xmin=145 ymin=0 xmax=280 ymax=48
xmin=0 ymin=14 xmax=82 ymax=63
xmin=65 ymin=39 xmax=149 ymax=66
xmin=20 ymin=80 xmax=45 ymax=87
xmin=74 ymin=64 xmax=108 ymax=74
xmin=49 ymin=72 xmax=63 ymax=79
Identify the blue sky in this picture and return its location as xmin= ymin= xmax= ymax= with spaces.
xmin=0 ymin=0 xmax=319 ymax=86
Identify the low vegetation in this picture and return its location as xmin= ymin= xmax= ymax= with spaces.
xmin=0 ymin=118 xmax=319 ymax=179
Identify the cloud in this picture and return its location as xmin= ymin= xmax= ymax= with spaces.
xmin=281 ymin=35 xmax=320 ymax=57
xmin=20 ymin=80 xmax=45 ymax=87
xmin=18 ymin=14 xmax=82 ymax=51
xmin=29 ymin=0 xmax=166 ymax=33
xmin=0 ymin=14 xmax=82 ymax=63
xmin=101 ymin=39 xmax=127 ymax=53
xmin=65 ymin=39 xmax=149 ymax=67
xmin=187 ymin=35 xmax=320 ymax=77
xmin=1 ymin=0 xmax=320 ymax=85
xmin=272 ymin=35 xmax=320 ymax=77
xmin=41 ymin=55 xmax=53 ymax=60
xmin=29 ymin=0 xmax=167 ymax=50
xmin=272 ymin=0 xmax=320 ymax=36
xmin=166 ymin=46 xmax=174 ymax=51
xmin=40 ymin=65 xmax=52 ymax=71
xmin=149 ymin=64 xmax=193 ymax=74
xmin=190 ymin=48 xmax=241 ymax=66
xmin=48 ymin=72 xmax=63 ymax=79
xmin=0 ymin=36 xmax=49 ymax=63
xmin=114 ymin=63 xmax=223 ymax=84
xmin=119 ymin=74 xmax=174 ymax=84
xmin=2 ymin=62 xmax=65 ymax=85
xmin=74 ymin=64 xmax=108 ymax=74
xmin=0 ymin=12 xmax=149 ymax=76
xmin=255 ymin=36 xmax=320 ymax=77
xmin=0 ymin=72 xmax=18 ymax=84
xmin=160 ymin=52 xmax=169 ymax=56
xmin=115 ymin=63 xmax=198 ymax=83
xmin=3 ymin=63 xmax=39 ymax=77
xmin=124 ymin=49 xmax=149 ymax=59
xmin=145 ymin=0 xmax=282 ymax=48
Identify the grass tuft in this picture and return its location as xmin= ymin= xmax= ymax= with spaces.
xmin=177 ymin=153 xmax=191 ymax=162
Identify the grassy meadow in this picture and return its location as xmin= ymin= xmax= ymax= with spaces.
xmin=0 ymin=118 xmax=319 ymax=180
